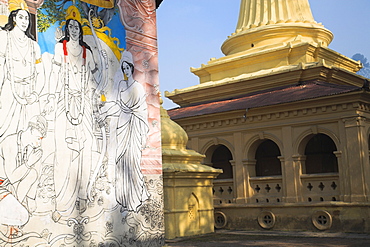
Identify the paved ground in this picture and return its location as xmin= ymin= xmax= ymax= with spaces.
xmin=165 ymin=230 xmax=370 ymax=247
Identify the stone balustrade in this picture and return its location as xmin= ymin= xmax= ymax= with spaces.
xmin=300 ymin=173 xmax=340 ymax=202
xmin=249 ymin=176 xmax=283 ymax=203
xmin=213 ymin=179 xmax=235 ymax=205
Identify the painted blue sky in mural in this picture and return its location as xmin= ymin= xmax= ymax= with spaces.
xmin=38 ymin=2 xmax=126 ymax=54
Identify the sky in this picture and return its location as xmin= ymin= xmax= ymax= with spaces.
xmin=156 ymin=0 xmax=370 ymax=109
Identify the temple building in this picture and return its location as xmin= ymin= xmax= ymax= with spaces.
xmin=166 ymin=0 xmax=370 ymax=232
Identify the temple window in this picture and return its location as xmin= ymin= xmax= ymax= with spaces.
xmin=304 ymin=134 xmax=338 ymax=174
xmin=255 ymin=140 xmax=282 ymax=176
xmin=211 ymin=145 xmax=233 ymax=179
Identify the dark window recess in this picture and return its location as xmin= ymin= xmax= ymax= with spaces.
xmin=305 ymin=134 xmax=338 ymax=174
xmin=255 ymin=140 xmax=282 ymax=176
xmin=212 ymin=145 xmax=233 ymax=179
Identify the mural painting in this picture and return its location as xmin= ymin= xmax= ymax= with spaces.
xmin=0 ymin=0 xmax=163 ymax=246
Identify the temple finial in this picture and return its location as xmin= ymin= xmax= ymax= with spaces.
xmin=222 ymin=0 xmax=333 ymax=55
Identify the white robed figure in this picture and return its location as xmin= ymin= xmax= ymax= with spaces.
xmin=99 ymin=50 xmax=150 ymax=212
xmin=0 ymin=0 xmax=44 ymax=143
xmin=47 ymin=6 xmax=100 ymax=220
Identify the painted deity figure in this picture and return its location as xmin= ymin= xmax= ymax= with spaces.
xmin=0 ymin=0 xmax=44 ymax=143
xmin=98 ymin=50 xmax=149 ymax=212
xmin=0 ymin=115 xmax=47 ymax=239
xmin=48 ymin=5 xmax=101 ymax=221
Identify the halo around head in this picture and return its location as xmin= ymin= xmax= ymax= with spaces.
xmin=8 ymin=0 xmax=29 ymax=12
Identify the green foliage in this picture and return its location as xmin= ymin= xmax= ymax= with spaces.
xmin=37 ymin=0 xmax=68 ymax=32
xmin=37 ymin=0 xmax=85 ymax=33
xmin=37 ymin=0 xmax=119 ymax=33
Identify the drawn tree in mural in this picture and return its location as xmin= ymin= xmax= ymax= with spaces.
xmin=37 ymin=0 xmax=117 ymax=32
xmin=352 ymin=53 xmax=370 ymax=78
xmin=37 ymin=0 xmax=74 ymax=32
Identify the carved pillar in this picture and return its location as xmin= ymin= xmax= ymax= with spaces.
xmin=281 ymin=126 xmax=299 ymax=203
xmin=233 ymin=132 xmax=246 ymax=203
xmin=333 ymin=151 xmax=345 ymax=201
xmin=230 ymin=160 xmax=237 ymax=203
xmin=242 ymin=159 xmax=256 ymax=203
xmin=279 ymin=156 xmax=298 ymax=203
xmin=342 ymin=116 xmax=370 ymax=202
xmin=292 ymin=154 xmax=305 ymax=201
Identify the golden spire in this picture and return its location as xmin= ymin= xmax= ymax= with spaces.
xmin=236 ymin=0 xmax=315 ymax=30
xmin=222 ymin=0 xmax=333 ymax=55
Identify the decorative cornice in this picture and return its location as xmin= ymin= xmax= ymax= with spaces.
xmin=166 ymin=60 xmax=362 ymax=107
xmin=174 ymin=100 xmax=370 ymax=134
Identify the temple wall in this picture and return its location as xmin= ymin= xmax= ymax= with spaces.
xmin=175 ymin=88 xmax=370 ymax=233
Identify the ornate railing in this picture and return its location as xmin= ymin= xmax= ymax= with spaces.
xmin=213 ymin=173 xmax=340 ymax=205
xmin=300 ymin=173 xmax=340 ymax=202
xmin=213 ymin=179 xmax=234 ymax=205
xmin=249 ymin=176 xmax=283 ymax=203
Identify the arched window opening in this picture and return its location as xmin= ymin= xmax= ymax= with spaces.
xmin=211 ymin=145 xmax=233 ymax=179
xmin=304 ymin=134 xmax=338 ymax=174
xmin=255 ymin=140 xmax=281 ymax=176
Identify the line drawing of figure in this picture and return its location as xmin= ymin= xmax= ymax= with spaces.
xmin=0 ymin=0 xmax=45 ymax=143
xmin=47 ymin=5 xmax=101 ymax=221
xmin=0 ymin=115 xmax=47 ymax=239
xmin=98 ymin=50 xmax=150 ymax=212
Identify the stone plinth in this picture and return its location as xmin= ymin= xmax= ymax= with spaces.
xmin=161 ymin=101 xmax=221 ymax=239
